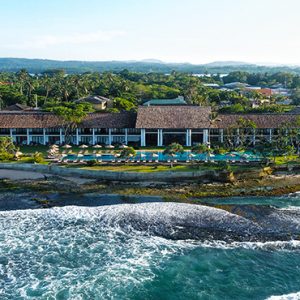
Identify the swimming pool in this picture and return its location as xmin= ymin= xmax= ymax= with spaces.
xmin=61 ymin=151 xmax=261 ymax=162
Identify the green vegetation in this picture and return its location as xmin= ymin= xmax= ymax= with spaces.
xmin=119 ymin=147 xmax=136 ymax=159
xmin=80 ymin=165 xmax=196 ymax=173
xmin=0 ymin=137 xmax=18 ymax=161
xmin=45 ymin=102 xmax=94 ymax=143
xmin=1 ymin=68 xmax=299 ymax=113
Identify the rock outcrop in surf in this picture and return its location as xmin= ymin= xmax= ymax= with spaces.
xmin=5 ymin=202 xmax=299 ymax=242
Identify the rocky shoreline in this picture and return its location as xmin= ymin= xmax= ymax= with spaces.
xmin=0 ymin=169 xmax=299 ymax=210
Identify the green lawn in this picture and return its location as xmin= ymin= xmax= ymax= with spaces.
xmin=78 ymin=165 xmax=199 ymax=173
xmin=273 ymin=155 xmax=300 ymax=165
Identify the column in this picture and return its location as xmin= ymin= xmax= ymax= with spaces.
xmin=157 ymin=129 xmax=160 ymax=146
xmin=108 ymin=128 xmax=112 ymax=145
xmin=220 ymin=129 xmax=224 ymax=143
xmin=59 ymin=128 xmax=63 ymax=145
xmin=160 ymin=129 xmax=163 ymax=146
xmin=125 ymin=128 xmax=128 ymax=145
xmin=26 ymin=128 xmax=30 ymax=145
xmin=9 ymin=128 xmax=13 ymax=140
xmin=42 ymin=128 xmax=46 ymax=145
xmin=203 ymin=129 xmax=209 ymax=144
xmin=157 ymin=129 xmax=163 ymax=147
xmin=186 ymin=129 xmax=191 ymax=147
xmin=92 ymin=128 xmax=96 ymax=145
xmin=76 ymin=128 xmax=79 ymax=145
xmin=269 ymin=129 xmax=272 ymax=142
xmin=141 ymin=129 xmax=146 ymax=147
xmin=252 ymin=129 xmax=256 ymax=145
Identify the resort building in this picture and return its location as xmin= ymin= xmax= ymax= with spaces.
xmin=75 ymin=95 xmax=113 ymax=111
xmin=142 ymin=96 xmax=187 ymax=106
xmin=0 ymin=105 xmax=299 ymax=147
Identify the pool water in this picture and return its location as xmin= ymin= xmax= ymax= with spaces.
xmin=63 ymin=151 xmax=261 ymax=162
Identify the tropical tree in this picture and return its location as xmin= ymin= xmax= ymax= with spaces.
xmin=163 ymin=143 xmax=184 ymax=167
xmin=120 ymin=147 xmax=136 ymax=160
xmin=46 ymin=102 xmax=94 ymax=144
xmin=0 ymin=137 xmax=18 ymax=161
xmin=192 ymin=143 xmax=212 ymax=161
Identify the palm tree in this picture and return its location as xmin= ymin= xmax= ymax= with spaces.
xmin=16 ymin=69 xmax=29 ymax=95
xmin=163 ymin=143 xmax=184 ymax=168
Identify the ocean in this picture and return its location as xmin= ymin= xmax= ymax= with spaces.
xmin=1 ymin=196 xmax=300 ymax=300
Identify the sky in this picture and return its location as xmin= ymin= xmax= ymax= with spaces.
xmin=1 ymin=0 xmax=300 ymax=65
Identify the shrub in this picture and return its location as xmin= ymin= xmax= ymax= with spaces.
xmin=0 ymin=152 xmax=14 ymax=161
xmin=33 ymin=152 xmax=44 ymax=163
xmin=120 ymin=147 xmax=136 ymax=158
xmin=86 ymin=159 xmax=97 ymax=166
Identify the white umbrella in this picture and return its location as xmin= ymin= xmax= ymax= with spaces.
xmin=119 ymin=144 xmax=128 ymax=149
xmin=93 ymin=144 xmax=102 ymax=148
xmin=62 ymin=144 xmax=72 ymax=149
xmin=106 ymin=145 xmax=114 ymax=149
xmin=51 ymin=144 xmax=59 ymax=148
xmin=79 ymin=144 xmax=89 ymax=149
xmin=15 ymin=151 xmax=23 ymax=156
xmin=189 ymin=153 xmax=196 ymax=157
xmin=140 ymin=153 xmax=146 ymax=157
xmin=152 ymin=153 xmax=159 ymax=157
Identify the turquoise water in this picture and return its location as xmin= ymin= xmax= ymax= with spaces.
xmin=198 ymin=193 xmax=300 ymax=208
xmin=1 ymin=199 xmax=300 ymax=299
xmin=64 ymin=150 xmax=261 ymax=162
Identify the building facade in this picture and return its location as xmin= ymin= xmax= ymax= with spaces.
xmin=0 ymin=106 xmax=299 ymax=147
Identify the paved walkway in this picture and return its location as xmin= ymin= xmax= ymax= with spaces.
xmin=0 ymin=169 xmax=95 ymax=184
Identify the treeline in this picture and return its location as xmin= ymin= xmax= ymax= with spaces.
xmin=0 ymin=69 xmax=299 ymax=112
xmin=2 ymin=58 xmax=300 ymax=74
xmin=223 ymin=71 xmax=300 ymax=88
xmin=0 ymin=69 xmax=218 ymax=110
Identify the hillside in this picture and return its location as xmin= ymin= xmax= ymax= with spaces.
xmin=1 ymin=58 xmax=300 ymax=74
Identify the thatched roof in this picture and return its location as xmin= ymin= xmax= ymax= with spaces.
xmin=3 ymin=103 xmax=34 ymax=111
xmin=0 ymin=111 xmax=136 ymax=129
xmin=213 ymin=114 xmax=300 ymax=128
xmin=136 ymin=106 xmax=211 ymax=129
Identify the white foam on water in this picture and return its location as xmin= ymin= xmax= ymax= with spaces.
xmin=1 ymin=203 xmax=300 ymax=298
xmin=198 ymin=240 xmax=300 ymax=251
xmin=266 ymin=291 xmax=300 ymax=300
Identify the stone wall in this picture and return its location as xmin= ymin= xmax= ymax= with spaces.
xmin=0 ymin=163 xmax=229 ymax=183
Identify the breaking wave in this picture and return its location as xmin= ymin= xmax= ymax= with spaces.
xmin=1 ymin=203 xmax=300 ymax=299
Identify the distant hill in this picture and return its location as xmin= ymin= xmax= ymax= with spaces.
xmin=1 ymin=57 xmax=300 ymax=74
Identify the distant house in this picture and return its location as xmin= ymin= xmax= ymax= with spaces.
xmin=143 ymin=96 xmax=187 ymax=106
xmin=271 ymin=88 xmax=291 ymax=96
xmin=3 ymin=103 xmax=34 ymax=111
xmin=75 ymin=95 xmax=113 ymax=111
xmin=202 ymin=83 xmax=220 ymax=88
xmin=223 ymin=82 xmax=249 ymax=89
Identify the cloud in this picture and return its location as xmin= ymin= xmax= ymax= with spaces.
xmin=4 ymin=30 xmax=126 ymax=50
